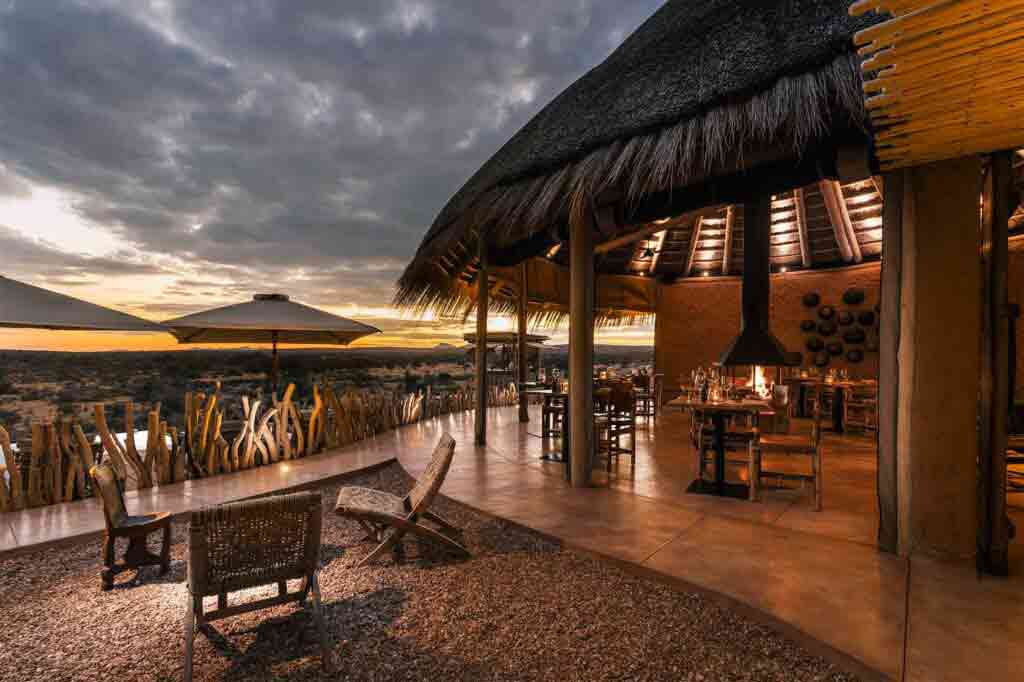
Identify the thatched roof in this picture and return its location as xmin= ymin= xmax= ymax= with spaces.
xmin=397 ymin=0 xmax=884 ymax=322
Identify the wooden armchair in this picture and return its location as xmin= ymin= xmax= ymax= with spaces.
xmin=184 ymin=491 xmax=330 ymax=681
xmin=89 ymin=463 xmax=171 ymax=591
xmin=748 ymin=403 xmax=823 ymax=510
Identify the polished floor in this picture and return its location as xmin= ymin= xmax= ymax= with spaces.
xmin=391 ymin=405 xmax=1024 ymax=682
xmin=2 ymin=404 xmax=1021 ymax=681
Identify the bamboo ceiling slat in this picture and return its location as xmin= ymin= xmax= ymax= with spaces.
xmin=851 ymin=0 xmax=1024 ymax=169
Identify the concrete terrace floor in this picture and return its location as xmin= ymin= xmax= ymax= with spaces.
xmin=391 ymin=405 xmax=1024 ymax=682
xmin=0 ymin=404 xmax=1021 ymax=681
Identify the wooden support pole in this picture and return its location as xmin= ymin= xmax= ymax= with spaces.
xmin=793 ymin=188 xmax=812 ymax=268
xmin=877 ymin=169 xmax=904 ymax=555
xmin=569 ymin=212 xmax=595 ymax=487
xmin=518 ymin=261 xmax=529 ymax=423
xmin=475 ymin=233 xmax=488 ymax=446
xmin=978 ymin=150 xmax=1013 ymax=576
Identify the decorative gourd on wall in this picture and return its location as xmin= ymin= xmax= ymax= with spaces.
xmin=797 ymin=287 xmax=880 ymax=364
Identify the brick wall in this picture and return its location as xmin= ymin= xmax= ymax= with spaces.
xmin=655 ymin=262 xmax=882 ymax=392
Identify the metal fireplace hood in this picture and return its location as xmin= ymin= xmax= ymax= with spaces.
xmin=719 ymin=196 xmax=789 ymax=367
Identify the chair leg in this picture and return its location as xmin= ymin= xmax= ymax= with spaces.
xmin=748 ymin=443 xmax=760 ymax=502
xmin=183 ymin=597 xmax=195 ymax=682
xmin=309 ymin=573 xmax=333 ymax=672
xmin=359 ymin=529 xmax=405 ymax=567
xmin=101 ymin=533 xmax=115 ymax=591
xmin=160 ymin=522 xmax=172 ymax=575
xmin=421 ymin=509 xmax=460 ymax=535
xmin=813 ymin=448 xmax=822 ymax=511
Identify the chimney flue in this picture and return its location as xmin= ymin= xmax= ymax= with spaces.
xmin=718 ymin=194 xmax=789 ymax=367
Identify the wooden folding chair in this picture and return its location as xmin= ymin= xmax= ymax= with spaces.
xmin=334 ymin=433 xmax=468 ymax=566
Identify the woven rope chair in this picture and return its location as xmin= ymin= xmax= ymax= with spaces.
xmin=334 ymin=433 xmax=468 ymax=566
xmin=183 ymin=491 xmax=330 ymax=681
xmin=89 ymin=463 xmax=171 ymax=590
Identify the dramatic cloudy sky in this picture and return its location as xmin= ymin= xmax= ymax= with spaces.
xmin=0 ymin=0 xmax=662 ymax=349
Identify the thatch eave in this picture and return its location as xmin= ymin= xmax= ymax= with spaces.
xmin=396 ymin=1 xmax=885 ymax=324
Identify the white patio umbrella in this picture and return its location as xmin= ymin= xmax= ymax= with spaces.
xmin=163 ymin=293 xmax=381 ymax=393
xmin=0 ymin=275 xmax=167 ymax=332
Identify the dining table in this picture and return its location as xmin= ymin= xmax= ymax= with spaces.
xmin=667 ymin=396 xmax=773 ymax=498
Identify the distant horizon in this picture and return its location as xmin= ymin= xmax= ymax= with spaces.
xmin=0 ymin=324 xmax=656 ymax=352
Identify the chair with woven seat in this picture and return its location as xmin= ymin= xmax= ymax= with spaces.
xmin=334 ymin=433 xmax=469 ymax=566
xmin=748 ymin=403 xmax=823 ymax=510
xmin=183 ymin=491 xmax=330 ymax=681
xmin=89 ymin=463 xmax=171 ymax=591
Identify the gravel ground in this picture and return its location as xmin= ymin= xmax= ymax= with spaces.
xmin=0 ymin=464 xmax=859 ymax=682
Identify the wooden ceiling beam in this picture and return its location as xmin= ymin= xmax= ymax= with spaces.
xmin=720 ymin=206 xmax=734 ymax=275
xmin=684 ymin=216 xmax=704 ymax=276
xmin=648 ymin=229 xmax=667 ymax=275
xmin=793 ymin=188 xmax=812 ymax=268
xmin=595 ymin=220 xmax=671 ymax=254
xmin=820 ymin=180 xmax=863 ymax=263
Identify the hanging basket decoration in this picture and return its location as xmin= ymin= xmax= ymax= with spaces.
xmin=814 ymin=351 xmax=831 ymax=367
xmin=826 ymin=341 xmax=844 ymax=356
xmin=843 ymin=327 xmax=866 ymax=344
xmin=803 ymin=292 xmax=821 ymax=308
xmin=800 ymin=319 xmax=817 ymax=332
xmin=847 ymin=349 xmax=864 ymax=363
xmin=838 ymin=311 xmax=854 ymax=326
xmin=806 ymin=336 xmax=824 ymax=352
xmin=842 ymin=288 xmax=866 ymax=305
xmin=818 ymin=320 xmax=838 ymax=336
xmin=857 ymin=311 xmax=876 ymax=327
xmin=818 ymin=305 xmax=835 ymax=320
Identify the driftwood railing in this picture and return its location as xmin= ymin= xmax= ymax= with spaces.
xmin=0 ymin=381 xmax=517 ymax=512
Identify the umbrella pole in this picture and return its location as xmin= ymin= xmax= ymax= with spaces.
xmin=271 ymin=332 xmax=279 ymax=397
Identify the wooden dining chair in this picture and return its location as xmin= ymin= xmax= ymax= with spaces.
xmin=595 ymin=382 xmax=637 ymax=472
xmin=843 ymin=383 xmax=878 ymax=433
xmin=89 ymin=463 xmax=171 ymax=591
xmin=748 ymin=403 xmax=823 ymax=510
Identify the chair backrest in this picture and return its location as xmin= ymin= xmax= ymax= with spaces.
xmin=407 ymin=433 xmax=457 ymax=516
xmin=188 ymin=491 xmax=322 ymax=597
xmin=90 ymin=463 xmax=127 ymax=529
xmin=610 ymin=381 xmax=635 ymax=415
xmin=771 ymin=384 xmax=790 ymax=409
